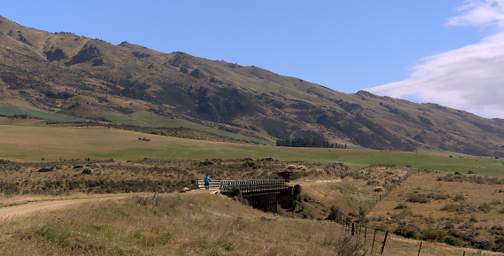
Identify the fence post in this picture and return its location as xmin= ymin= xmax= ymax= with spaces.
xmin=380 ymin=231 xmax=389 ymax=255
xmin=417 ymin=241 xmax=423 ymax=256
xmin=371 ymin=229 xmax=377 ymax=255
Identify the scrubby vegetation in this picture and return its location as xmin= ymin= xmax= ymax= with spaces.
xmin=367 ymin=173 xmax=504 ymax=253
xmin=439 ymin=173 xmax=504 ymax=184
xmin=0 ymin=158 xmax=337 ymax=195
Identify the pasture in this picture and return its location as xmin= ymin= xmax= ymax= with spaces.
xmin=0 ymin=124 xmax=502 ymax=176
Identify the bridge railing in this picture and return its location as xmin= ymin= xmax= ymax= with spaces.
xmin=219 ymin=179 xmax=288 ymax=194
xmin=196 ymin=180 xmax=221 ymax=191
xmin=196 ymin=179 xmax=288 ymax=193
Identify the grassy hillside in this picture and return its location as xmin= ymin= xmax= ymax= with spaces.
xmin=0 ymin=124 xmax=502 ymax=176
xmin=101 ymin=110 xmax=272 ymax=144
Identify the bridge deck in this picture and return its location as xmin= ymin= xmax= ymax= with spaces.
xmin=197 ymin=179 xmax=288 ymax=194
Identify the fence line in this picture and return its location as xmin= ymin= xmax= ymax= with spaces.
xmin=331 ymin=213 xmax=498 ymax=256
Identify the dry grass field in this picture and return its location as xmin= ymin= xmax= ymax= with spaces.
xmin=0 ymin=193 xmax=501 ymax=256
xmin=290 ymin=166 xmax=408 ymax=219
xmin=0 ymin=193 xmax=351 ymax=256
xmin=367 ymin=173 xmax=504 ymax=252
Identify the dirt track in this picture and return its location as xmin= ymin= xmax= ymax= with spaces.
xmin=0 ymin=193 xmax=148 ymax=223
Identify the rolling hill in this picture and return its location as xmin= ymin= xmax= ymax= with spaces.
xmin=1 ymin=15 xmax=504 ymax=156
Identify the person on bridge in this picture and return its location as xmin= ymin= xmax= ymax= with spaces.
xmin=204 ymin=175 xmax=211 ymax=190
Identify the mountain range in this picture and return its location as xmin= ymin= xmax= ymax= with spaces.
xmin=1 ymin=15 xmax=503 ymax=156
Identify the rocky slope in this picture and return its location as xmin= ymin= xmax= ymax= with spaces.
xmin=1 ymin=15 xmax=503 ymax=156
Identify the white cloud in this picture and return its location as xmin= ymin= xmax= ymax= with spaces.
xmin=368 ymin=0 xmax=504 ymax=118
xmin=447 ymin=0 xmax=504 ymax=27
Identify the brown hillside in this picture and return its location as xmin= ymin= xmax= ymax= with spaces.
xmin=1 ymin=15 xmax=503 ymax=156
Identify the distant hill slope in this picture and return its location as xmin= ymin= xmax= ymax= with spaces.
xmin=1 ymin=15 xmax=503 ymax=156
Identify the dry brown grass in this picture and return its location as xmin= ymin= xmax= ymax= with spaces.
xmin=0 ymin=158 xmax=330 ymax=195
xmin=0 ymin=193 xmax=354 ymax=256
xmin=0 ymin=192 xmax=501 ymax=255
xmin=367 ymin=173 xmax=504 ymax=252
xmin=292 ymin=166 xmax=408 ymax=219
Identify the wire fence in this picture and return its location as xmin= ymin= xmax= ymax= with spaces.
xmin=333 ymin=215 xmax=501 ymax=256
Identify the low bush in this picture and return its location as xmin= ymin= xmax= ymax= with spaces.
xmin=444 ymin=235 xmax=464 ymax=246
xmin=441 ymin=203 xmax=476 ymax=213
xmin=422 ymin=228 xmax=447 ymax=241
xmin=478 ymin=203 xmax=493 ymax=213
xmin=406 ymin=192 xmax=450 ymax=204
xmin=327 ymin=206 xmax=342 ymax=221
xmin=394 ymin=203 xmax=408 ymax=210
xmin=453 ymin=194 xmax=465 ymax=202
xmin=394 ymin=224 xmax=420 ymax=239
xmin=406 ymin=194 xmax=431 ymax=204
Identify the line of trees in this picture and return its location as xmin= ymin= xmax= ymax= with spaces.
xmin=276 ymin=132 xmax=348 ymax=149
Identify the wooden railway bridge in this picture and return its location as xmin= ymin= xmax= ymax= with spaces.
xmin=197 ymin=179 xmax=291 ymax=212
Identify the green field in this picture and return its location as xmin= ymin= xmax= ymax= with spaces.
xmin=102 ymin=110 xmax=273 ymax=144
xmin=0 ymin=106 xmax=83 ymax=123
xmin=92 ymin=146 xmax=504 ymax=176
xmin=0 ymin=106 xmax=272 ymax=145
xmin=0 ymin=124 xmax=502 ymax=176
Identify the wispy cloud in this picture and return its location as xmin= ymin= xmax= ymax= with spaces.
xmin=368 ymin=0 xmax=504 ymax=118
xmin=448 ymin=0 xmax=504 ymax=27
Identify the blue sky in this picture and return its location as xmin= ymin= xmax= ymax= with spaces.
xmin=3 ymin=1 xmax=504 ymax=117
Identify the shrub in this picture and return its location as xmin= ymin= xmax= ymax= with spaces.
xmin=478 ymin=203 xmax=493 ymax=213
xmin=325 ymin=236 xmax=367 ymax=256
xmin=406 ymin=194 xmax=431 ymax=204
xmin=394 ymin=203 xmax=408 ymax=210
xmin=495 ymin=238 xmax=504 ymax=253
xmin=471 ymin=240 xmax=495 ymax=250
xmin=422 ymin=228 xmax=447 ymax=241
xmin=453 ymin=194 xmax=465 ymax=202
xmin=441 ymin=204 xmax=475 ymax=213
xmin=327 ymin=207 xmax=342 ymax=221
xmin=406 ymin=192 xmax=450 ymax=204
xmin=444 ymin=235 xmax=464 ymax=246
xmin=394 ymin=225 xmax=420 ymax=239
xmin=35 ymin=225 xmax=71 ymax=243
